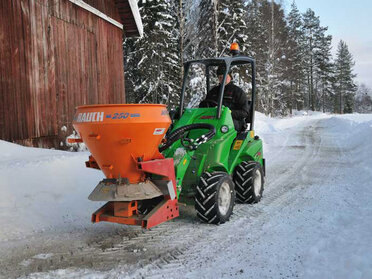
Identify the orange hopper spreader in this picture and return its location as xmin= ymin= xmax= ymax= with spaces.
xmin=71 ymin=104 xmax=179 ymax=229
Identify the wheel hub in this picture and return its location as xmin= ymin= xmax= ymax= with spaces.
xmin=218 ymin=182 xmax=232 ymax=216
xmin=253 ymin=169 xmax=262 ymax=197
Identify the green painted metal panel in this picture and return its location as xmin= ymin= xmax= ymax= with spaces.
xmin=162 ymin=106 xmax=264 ymax=198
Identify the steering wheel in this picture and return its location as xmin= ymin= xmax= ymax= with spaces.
xmin=159 ymin=123 xmax=216 ymax=152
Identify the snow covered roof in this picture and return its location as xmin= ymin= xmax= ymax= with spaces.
xmin=115 ymin=0 xmax=143 ymax=37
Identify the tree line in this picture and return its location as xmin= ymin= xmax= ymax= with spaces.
xmin=124 ymin=0 xmax=371 ymax=115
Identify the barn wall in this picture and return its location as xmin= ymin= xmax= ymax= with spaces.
xmin=0 ymin=0 xmax=125 ymax=148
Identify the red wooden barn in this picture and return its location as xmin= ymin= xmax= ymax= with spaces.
xmin=0 ymin=0 xmax=143 ymax=148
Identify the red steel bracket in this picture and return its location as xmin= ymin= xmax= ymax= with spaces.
xmin=91 ymin=158 xmax=179 ymax=229
xmin=92 ymin=200 xmax=179 ymax=229
xmin=139 ymin=158 xmax=176 ymax=198
xmin=143 ymin=199 xmax=179 ymax=228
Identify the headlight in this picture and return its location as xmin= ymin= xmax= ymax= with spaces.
xmin=221 ymin=125 xmax=229 ymax=133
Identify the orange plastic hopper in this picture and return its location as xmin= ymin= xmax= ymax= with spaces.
xmin=72 ymin=104 xmax=171 ymax=183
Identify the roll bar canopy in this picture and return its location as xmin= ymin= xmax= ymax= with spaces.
xmin=179 ymin=56 xmax=256 ymax=130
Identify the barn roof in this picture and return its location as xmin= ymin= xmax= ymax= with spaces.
xmin=115 ymin=0 xmax=143 ymax=37
xmin=69 ymin=0 xmax=143 ymax=37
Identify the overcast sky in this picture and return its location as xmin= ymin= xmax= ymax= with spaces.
xmin=285 ymin=0 xmax=372 ymax=89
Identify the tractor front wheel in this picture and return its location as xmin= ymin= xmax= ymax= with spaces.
xmin=195 ymin=172 xmax=235 ymax=224
xmin=233 ymin=161 xmax=264 ymax=203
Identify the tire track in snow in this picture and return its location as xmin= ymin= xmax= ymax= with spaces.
xmin=143 ymin=121 xmax=341 ymax=278
xmin=129 ymin=120 xmax=340 ymax=279
xmin=118 ymin=125 xmax=316 ymax=278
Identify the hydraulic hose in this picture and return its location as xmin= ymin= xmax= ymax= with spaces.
xmin=159 ymin=123 xmax=216 ymax=152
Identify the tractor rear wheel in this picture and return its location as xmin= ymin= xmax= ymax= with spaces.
xmin=233 ymin=161 xmax=264 ymax=203
xmin=195 ymin=172 xmax=235 ymax=224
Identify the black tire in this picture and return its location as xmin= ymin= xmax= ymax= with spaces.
xmin=233 ymin=161 xmax=264 ymax=203
xmin=195 ymin=172 xmax=235 ymax=224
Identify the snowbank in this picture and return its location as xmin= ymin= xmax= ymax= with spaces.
xmin=0 ymin=142 xmax=104 ymax=241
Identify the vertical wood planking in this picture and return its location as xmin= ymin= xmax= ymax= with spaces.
xmin=21 ymin=0 xmax=34 ymax=140
xmin=9 ymin=0 xmax=17 ymax=140
xmin=47 ymin=6 xmax=58 ymax=135
xmin=0 ymin=0 xmax=3 ymax=139
xmin=53 ymin=15 xmax=63 ymax=139
xmin=1 ymin=0 xmax=126 ymax=147
xmin=0 ymin=0 xmax=6 ymax=139
xmin=60 ymin=16 xmax=68 ymax=133
xmin=30 ymin=0 xmax=40 ymax=137
xmin=17 ymin=0 xmax=27 ymax=139
xmin=11 ymin=0 xmax=22 ymax=139
xmin=38 ymin=0 xmax=47 ymax=136
xmin=0 ymin=0 xmax=8 ymax=139
xmin=4 ymin=0 xmax=11 ymax=140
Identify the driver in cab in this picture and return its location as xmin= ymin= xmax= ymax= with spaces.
xmin=200 ymin=66 xmax=250 ymax=132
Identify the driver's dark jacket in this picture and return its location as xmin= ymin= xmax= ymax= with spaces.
xmin=200 ymin=82 xmax=249 ymax=131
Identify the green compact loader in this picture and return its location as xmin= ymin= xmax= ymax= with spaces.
xmin=159 ymin=50 xmax=265 ymax=224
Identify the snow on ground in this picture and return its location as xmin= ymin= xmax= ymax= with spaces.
xmin=0 ymin=142 xmax=105 ymax=241
xmin=179 ymin=114 xmax=372 ymax=279
xmin=0 ymin=112 xmax=372 ymax=278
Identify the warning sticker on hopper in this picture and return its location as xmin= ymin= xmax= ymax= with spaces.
xmin=153 ymin=128 xmax=165 ymax=135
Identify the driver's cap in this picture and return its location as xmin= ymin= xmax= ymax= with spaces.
xmin=217 ymin=65 xmax=231 ymax=76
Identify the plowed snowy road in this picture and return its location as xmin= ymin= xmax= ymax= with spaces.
xmin=1 ymin=113 xmax=371 ymax=279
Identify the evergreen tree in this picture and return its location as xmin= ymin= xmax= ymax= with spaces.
xmin=122 ymin=0 xmax=359 ymax=117
xmin=302 ymin=9 xmax=335 ymax=113
xmin=229 ymin=0 xmax=248 ymax=52
xmin=124 ymin=0 xmax=180 ymax=107
xmin=175 ymin=0 xmax=200 ymax=64
xmin=217 ymin=0 xmax=248 ymax=56
xmin=286 ymin=1 xmax=305 ymax=113
xmin=259 ymin=0 xmax=290 ymax=115
xmin=334 ymin=40 xmax=357 ymax=113
xmin=174 ymin=0 xmax=186 ymax=84
xmin=245 ymin=0 xmax=267 ymax=101
xmin=215 ymin=0 xmax=250 ymax=97
xmin=216 ymin=0 xmax=230 ymax=55
xmin=197 ymin=0 xmax=219 ymax=58
xmin=314 ymin=29 xmax=333 ymax=112
xmin=302 ymin=8 xmax=320 ymax=111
